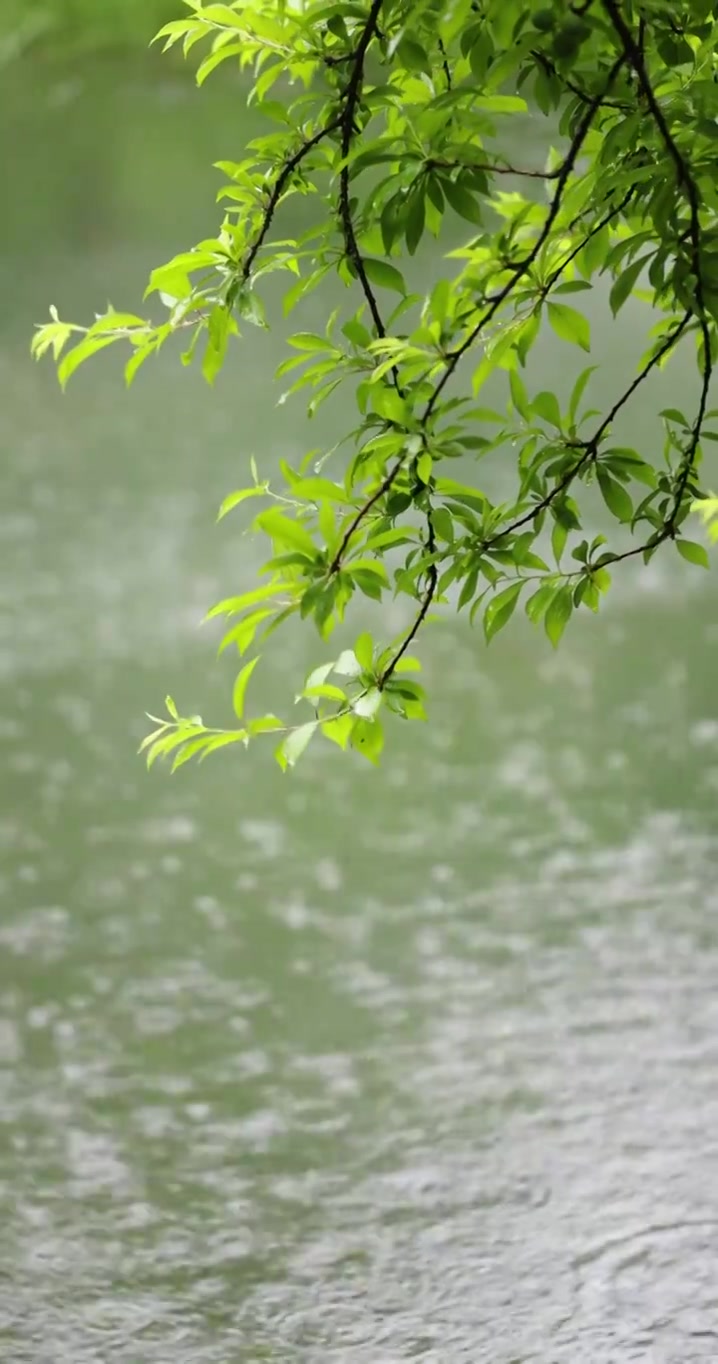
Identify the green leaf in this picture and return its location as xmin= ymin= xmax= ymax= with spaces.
xmin=532 ymin=390 xmax=563 ymax=429
xmin=285 ymin=477 xmax=347 ymax=504
xmin=545 ymin=585 xmax=573 ymax=647
xmin=255 ymin=508 xmax=317 ymax=557
xmin=322 ymin=712 xmax=355 ymax=749
xmin=380 ymin=194 xmax=406 ymax=255
xmin=597 ymin=468 xmax=633 ymax=523
xmin=417 ymin=451 xmax=433 ymax=484
xmin=405 ymin=188 xmax=426 ymax=256
xmin=551 ymin=519 xmax=567 ymax=565
xmin=430 ymin=278 xmax=451 ymax=325
xmin=546 ymin=302 xmax=591 ymax=353
xmin=206 ymin=581 xmax=287 ymax=621
xmin=197 ymin=42 xmax=243 ymax=87
xmin=432 ymin=507 xmax=454 ymax=542
xmin=568 ymin=365 xmax=597 ymax=424
xmin=484 ymin=582 xmax=522 ymax=643
xmin=391 ymin=655 xmax=422 ymax=673
xmin=371 ymin=386 xmax=408 ymax=424
xmin=217 ymin=485 xmax=268 ymax=520
xmin=525 ymin=582 xmax=558 ymax=624
xmin=397 ymin=36 xmax=430 ymax=72
xmin=248 ymin=715 xmax=284 ymax=735
xmin=288 ymin=332 xmax=332 ymax=351
xmin=334 ymin=649 xmax=362 ymax=678
xmin=198 ymin=731 xmax=249 ymax=760
xmin=515 ymin=310 xmax=541 ymax=366
xmin=352 ymin=570 xmax=383 ymax=600
xmin=304 ymin=661 xmax=335 ymax=690
xmin=354 ymin=632 xmax=374 ymax=672
xmin=232 ymin=656 xmax=260 ymax=720
xmin=353 ymin=688 xmax=382 ymax=719
xmin=362 ymin=259 xmax=407 ymax=295
xmin=575 ymin=576 xmax=600 ymax=612
xmin=125 ymin=344 xmax=157 ymax=386
xmin=660 ymin=408 xmax=688 ymax=426
xmin=344 ymin=558 xmax=389 ymax=584
xmin=276 ymin=722 xmax=317 ymax=770
xmin=441 ymin=178 xmax=483 ymax=226
xmin=171 ymin=736 xmax=217 ymax=771
xmin=474 ymin=94 xmax=527 ymax=113
xmin=39 ymin=14 xmax=718 ymax=779
xmin=351 ymin=716 xmax=384 ymax=763
xmin=509 ymin=368 xmax=531 ymax=420
xmin=219 ymin=608 xmax=276 ymax=657
xmin=609 ymin=254 xmax=651 ymax=316
xmin=676 ymin=539 xmax=710 ymax=568
xmin=301 ymin=682 xmax=346 ymax=703
xmin=58 ymin=335 xmax=120 ymax=388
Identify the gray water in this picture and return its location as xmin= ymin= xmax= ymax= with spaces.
xmin=1 ymin=61 xmax=718 ymax=1364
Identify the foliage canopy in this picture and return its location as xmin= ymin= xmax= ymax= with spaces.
xmin=33 ymin=0 xmax=718 ymax=770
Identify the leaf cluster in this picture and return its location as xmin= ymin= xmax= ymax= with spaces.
xmin=32 ymin=0 xmax=718 ymax=770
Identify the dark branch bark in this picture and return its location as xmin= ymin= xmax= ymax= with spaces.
xmin=487 ymin=311 xmax=691 ymax=548
xmin=601 ymin=0 xmax=711 ymax=534
xmin=337 ymin=0 xmax=386 ymax=340
xmin=380 ymin=504 xmax=438 ymax=686
xmin=423 ymin=50 xmax=626 ymax=425
xmin=240 ymin=118 xmax=341 ymax=283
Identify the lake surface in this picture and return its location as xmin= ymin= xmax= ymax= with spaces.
xmin=1 ymin=60 xmax=718 ymax=1364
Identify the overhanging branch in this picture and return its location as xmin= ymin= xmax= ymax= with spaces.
xmin=423 ymin=49 xmax=626 ymax=426
xmin=338 ymin=0 xmax=387 ymax=341
xmin=601 ymin=0 xmax=712 ymax=533
xmin=240 ymin=117 xmax=342 ymax=284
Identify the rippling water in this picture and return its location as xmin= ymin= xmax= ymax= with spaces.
xmin=1 ymin=60 xmax=718 ymax=1364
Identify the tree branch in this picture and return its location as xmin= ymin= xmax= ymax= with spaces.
xmin=332 ymin=53 xmax=627 ymax=593
xmin=329 ymin=454 xmax=404 ymax=573
xmin=380 ymin=503 xmax=438 ymax=686
xmin=541 ymin=189 xmax=634 ymax=299
xmin=532 ymin=48 xmax=633 ymax=113
xmin=240 ymin=117 xmax=342 ymax=283
xmin=338 ymin=0 xmax=387 ymax=340
xmin=426 ymin=156 xmax=562 ymax=181
xmin=437 ymin=36 xmax=452 ymax=90
xmin=601 ymin=0 xmax=711 ymax=534
xmin=328 ymin=0 xmax=409 ymax=577
xmin=485 ymin=310 xmax=691 ymax=548
xmin=329 ymin=21 xmax=698 ymax=677
xmin=423 ymin=50 xmax=626 ymax=425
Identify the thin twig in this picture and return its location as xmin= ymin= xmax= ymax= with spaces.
xmin=328 ymin=22 xmax=702 ymax=673
xmin=241 ymin=117 xmax=342 ymax=282
xmin=423 ymin=51 xmax=626 ymax=426
xmin=483 ymin=310 xmax=691 ymax=548
xmin=337 ymin=0 xmax=386 ymax=340
xmin=426 ymin=157 xmax=561 ymax=181
xmin=330 ymin=455 xmax=404 ymax=573
xmin=601 ymin=0 xmax=711 ymax=533
xmin=329 ymin=0 xmax=403 ymax=577
xmin=532 ymin=48 xmax=633 ymax=113
xmin=330 ymin=48 xmax=626 ymax=590
xmin=541 ymin=189 xmax=634 ymax=298
xmin=381 ymin=503 xmax=438 ymax=685
xmin=437 ymin=36 xmax=452 ymax=89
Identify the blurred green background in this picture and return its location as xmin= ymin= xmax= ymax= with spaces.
xmin=1 ymin=0 xmax=175 ymax=61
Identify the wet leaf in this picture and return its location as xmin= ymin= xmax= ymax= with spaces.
xmin=676 ymin=539 xmax=710 ymax=568
xmin=232 ymin=656 xmax=260 ymax=720
xmin=484 ymin=582 xmax=522 ymax=643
